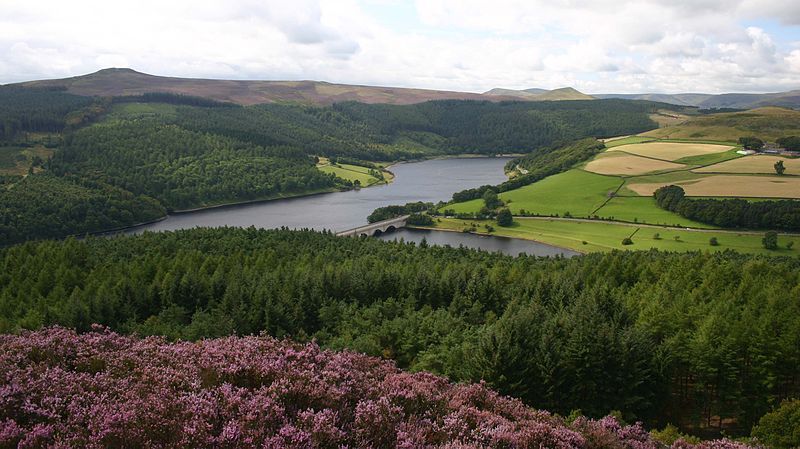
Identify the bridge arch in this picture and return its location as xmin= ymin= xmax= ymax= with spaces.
xmin=336 ymin=214 xmax=411 ymax=238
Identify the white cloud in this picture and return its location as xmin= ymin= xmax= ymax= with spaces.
xmin=0 ymin=0 xmax=798 ymax=93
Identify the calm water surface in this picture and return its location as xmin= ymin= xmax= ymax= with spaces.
xmin=124 ymin=157 xmax=577 ymax=257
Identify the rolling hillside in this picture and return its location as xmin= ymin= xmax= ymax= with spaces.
xmin=640 ymin=106 xmax=800 ymax=141
xmin=596 ymin=90 xmax=800 ymax=109
xmin=12 ymin=68 xmax=527 ymax=106
xmin=484 ymin=86 xmax=594 ymax=101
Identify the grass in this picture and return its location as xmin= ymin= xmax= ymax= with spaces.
xmin=444 ymin=169 xmax=622 ymax=217
xmin=649 ymin=110 xmax=690 ymax=128
xmin=317 ymin=158 xmax=385 ymax=186
xmin=675 ymin=149 xmax=742 ymax=166
xmin=603 ymin=136 xmax=654 ymax=148
xmin=639 ymin=107 xmax=800 ymax=141
xmin=593 ymin=197 xmax=715 ymax=228
xmin=427 ymin=217 xmax=798 ymax=256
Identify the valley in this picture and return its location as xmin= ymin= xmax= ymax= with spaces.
xmin=1 ymin=67 xmax=799 ymax=446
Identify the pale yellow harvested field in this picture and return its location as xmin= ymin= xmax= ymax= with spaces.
xmin=628 ymin=175 xmax=800 ymax=198
xmin=584 ymin=154 xmax=685 ymax=175
xmin=694 ymin=155 xmax=800 ymax=175
xmin=608 ymin=142 xmax=733 ymax=161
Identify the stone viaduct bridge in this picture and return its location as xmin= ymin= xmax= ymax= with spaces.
xmin=336 ymin=215 xmax=410 ymax=238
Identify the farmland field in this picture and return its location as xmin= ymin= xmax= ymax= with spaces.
xmin=428 ymin=217 xmax=797 ymax=255
xmin=695 ymin=155 xmax=800 ymax=175
xmin=607 ymin=141 xmax=733 ymax=161
xmin=317 ymin=158 xmax=386 ymax=186
xmin=627 ymin=174 xmax=800 ymax=198
xmin=592 ymin=196 xmax=714 ymax=228
xmin=445 ymin=169 xmax=622 ymax=216
xmin=640 ymin=107 xmax=800 ymax=141
xmin=674 ymin=148 xmax=742 ymax=166
xmin=584 ymin=152 xmax=685 ymax=175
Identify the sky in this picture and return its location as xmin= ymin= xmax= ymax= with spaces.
xmin=1 ymin=0 xmax=799 ymax=94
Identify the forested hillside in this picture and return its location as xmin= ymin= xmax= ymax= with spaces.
xmin=53 ymin=121 xmax=334 ymax=210
xmin=1 ymin=228 xmax=797 ymax=437
xmin=0 ymin=86 xmax=92 ymax=141
xmin=172 ymin=99 xmax=661 ymax=160
xmin=0 ymin=86 xmax=672 ymax=243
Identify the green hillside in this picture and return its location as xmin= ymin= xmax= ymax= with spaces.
xmin=641 ymin=107 xmax=800 ymax=141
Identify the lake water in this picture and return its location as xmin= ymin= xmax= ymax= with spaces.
xmin=125 ymin=157 xmax=578 ymax=257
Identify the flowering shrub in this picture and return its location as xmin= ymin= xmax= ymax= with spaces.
xmin=0 ymin=327 xmax=761 ymax=448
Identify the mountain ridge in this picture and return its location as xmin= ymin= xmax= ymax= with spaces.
xmin=9 ymin=68 xmax=798 ymax=108
xmin=594 ymin=90 xmax=800 ymax=109
xmin=9 ymin=68 xmax=528 ymax=106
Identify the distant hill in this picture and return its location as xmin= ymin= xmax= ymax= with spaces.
xmin=596 ymin=91 xmax=800 ymax=109
xmin=483 ymin=88 xmax=541 ymax=99
xmin=535 ymin=87 xmax=594 ymax=101
xmin=640 ymin=107 xmax=800 ymax=141
xmin=483 ymin=86 xmax=594 ymax=101
xmin=12 ymin=68 xmax=534 ymax=106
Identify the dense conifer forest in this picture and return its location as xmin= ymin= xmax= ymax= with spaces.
xmin=1 ymin=228 xmax=797 ymax=437
xmin=0 ymin=87 xmax=92 ymax=141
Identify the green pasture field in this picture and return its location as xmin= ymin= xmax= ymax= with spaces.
xmin=318 ymin=161 xmax=383 ymax=186
xmin=674 ymin=148 xmax=743 ymax=166
xmin=426 ymin=217 xmax=797 ymax=256
xmin=444 ymin=169 xmax=622 ymax=217
xmin=602 ymin=136 xmax=654 ymax=148
xmin=592 ymin=196 xmax=715 ymax=228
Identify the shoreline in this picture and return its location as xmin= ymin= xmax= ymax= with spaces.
xmin=53 ymin=154 xmax=518 ymax=241
xmin=170 ymin=187 xmax=340 ymax=214
xmin=406 ymin=224 xmax=584 ymax=255
xmin=167 ymin=154 xmax=512 ymax=216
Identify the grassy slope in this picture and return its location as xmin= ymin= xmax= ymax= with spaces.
xmin=20 ymin=68 xmax=531 ymax=106
xmin=675 ymin=148 xmax=742 ymax=166
xmin=318 ymin=163 xmax=382 ymax=186
xmin=428 ymin=217 xmax=797 ymax=256
xmin=640 ymin=107 xmax=800 ymax=141
xmin=445 ymin=167 xmax=699 ymax=227
xmin=446 ymin=169 xmax=622 ymax=216
xmin=595 ymin=197 xmax=714 ymax=228
xmin=603 ymin=136 xmax=654 ymax=148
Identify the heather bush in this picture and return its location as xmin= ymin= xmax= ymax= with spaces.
xmin=0 ymin=327 xmax=763 ymax=449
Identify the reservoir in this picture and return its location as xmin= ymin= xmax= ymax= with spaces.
xmin=125 ymin=157 xmax=577 ymax=257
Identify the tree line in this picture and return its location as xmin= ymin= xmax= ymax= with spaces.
xmin=653 ymin=185 xmax=800 ymax=231
xmin=449 ymin=138 xmax=605 ymax=203
xmin=1 ymin=228 xmax=797 ymax=437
